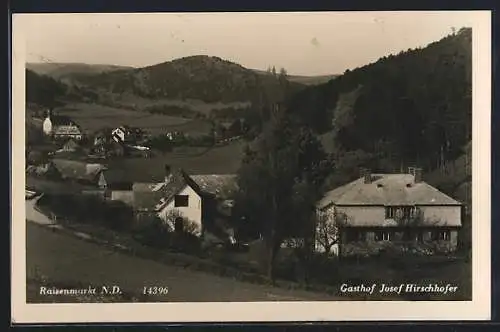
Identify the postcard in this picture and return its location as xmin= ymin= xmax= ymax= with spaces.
xmin=11 ymin=10 xmax=491 ymax=323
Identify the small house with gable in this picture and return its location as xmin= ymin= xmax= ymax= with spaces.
xmin=132 ymin=165 xmax=237 ymax=244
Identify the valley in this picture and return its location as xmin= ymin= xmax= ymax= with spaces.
xmin=23 ymin=26 xmax=473 ymax=305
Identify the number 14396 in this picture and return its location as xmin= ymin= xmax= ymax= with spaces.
xmin=143 ymin=286 xmax=169 ymax=295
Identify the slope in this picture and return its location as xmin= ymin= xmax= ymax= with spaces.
xmin=63 ymin=55 xmax=305 ymax=105
xmin=26 ymin=62 xmax=133 ymax=80
xmin=288 ymin=28 xmax=472 ymax=177
xmin=252 ymin=68 xmax=338 ymax=86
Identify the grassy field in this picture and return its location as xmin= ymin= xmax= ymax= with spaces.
xmin=26 ymin=221 xmax=334 ymax=302
xmin=107 ymin=140 xmax=245 ymax=181
xmin=113 ymin=93 xmax=251 ymax=115
xmin=54 ymin=103 xmax=191 ymax=136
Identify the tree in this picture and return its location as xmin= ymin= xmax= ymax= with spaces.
xmin=315 ymin=209 xmax=351 ymax=256
xmin=315 ymin=211 xmax=340 ymax=255
xmin=271 ymin=66 xmax=277 ymax=77
xmin=235 ymin=105 xmax=327 ymax=279
xmin=279 ymin=67 xmax=287 ymax=79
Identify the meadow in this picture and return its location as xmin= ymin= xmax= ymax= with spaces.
xmin=112 ymin=92 xmax=252 ymax=115
xmin=54 ymin=103 xmax=192 ymax=136
xmin=106 ymin=140 xmax=246 ymax=182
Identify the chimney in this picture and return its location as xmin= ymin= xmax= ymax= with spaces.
xmin=164 ymin=164 xmax=172 ymax=183
xmin=360 ymin=168 xmax=372 ymax=184
xmin=414 ymin=168 xmax=423 ymax=183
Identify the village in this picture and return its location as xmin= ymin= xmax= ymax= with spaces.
xmin=20 ymin=17 xmax=476 ymax=303
xmin=23 ymin=99 xmax=471 ymax=303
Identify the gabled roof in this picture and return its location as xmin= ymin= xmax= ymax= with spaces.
xmin=317 ymin=173 xmax=461 ymax=209
xmin=51 ymin=159 xmax=106 ymax=182
xmin=190 ymin=174 xmax=238 ymax=198
xmin=100 ymin=169 xmax=133 ymax=190
xmin=132 ymin=169 xmax=203 ymax=212
xmin=132 ymin=170 xmax=238 ymax=213
xmin=47 ymin=115 xmax=74 ymax=126
xmin=62 ymin=139 xmax=80 ymax=150
xmin=26 ymin=163 xmax=62 ymax=180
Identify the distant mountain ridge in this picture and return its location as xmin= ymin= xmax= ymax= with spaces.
xmin=26 ymin=56 xmax=338 ymax=105
xmin=32 ymin=55 xmax=305 ymax=104
xmin=26 ymin=62 xmax=133 ymax=80
xmin=251 ymin=68 xmax=338 ymax=85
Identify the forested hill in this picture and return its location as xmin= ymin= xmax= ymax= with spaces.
xmin=288 ymin=28 xmax=472 ymax=178
xmin=66 ymin=55 xmax=305 ymax=104
xmin=25 ymin=69 xmax=99 ymax=108
xmin=25 ymin=69 xmax=68 ymax=107
xmin=26 ymin=62 xmax=132 ymax=81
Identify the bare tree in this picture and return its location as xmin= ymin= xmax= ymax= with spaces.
xmin=163 ymin=210 xmax=200 ymax=235
xmin=315 ymin=210 xmax=346 ymax=255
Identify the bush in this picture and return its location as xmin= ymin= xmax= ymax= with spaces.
xmin=102 ymin=200 xmax=134 ymax=231
xmin=133 ymin=215 xmax=172 ymax=249
xmin=170 ymin=232 xmax=202 ymax=255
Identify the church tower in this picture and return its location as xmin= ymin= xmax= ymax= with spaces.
xmin=42 ymin=109 xmax=53 ymax=136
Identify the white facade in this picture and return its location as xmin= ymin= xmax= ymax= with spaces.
xmin=157 ymin=184 xmax=203 ymax=236
xmin=112 ymin=128 xmax=126 ymax=143
xmin=42 ymin=117 xmax=52 ymax=135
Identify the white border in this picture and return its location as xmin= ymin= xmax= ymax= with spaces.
xmin=11 ymin=11 xmax=491 ymax=323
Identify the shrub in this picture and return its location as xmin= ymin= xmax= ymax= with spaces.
xmin=133 ymin=214 xmax=172 ymax=249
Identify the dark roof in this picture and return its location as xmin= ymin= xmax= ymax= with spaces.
xmin=317 ymin=173 xmax=461 ymax=209
xmin=51 ymin=159 xmax=106 ymax=182
xmin=100 ymin=169 xmax=133 ymax=190
xmin=62 ymin=139 xmax=80 ymax=150
xmin=26 ymin=163 xmax=62 ymax=179
xmin=190 ymin=175 xmax=238 ymax=198
xmin=132 ymin=169 xmax=203 ymax=212
xmin=26 ymin=176 xmax=94 ymax=195
xmin=49 ymin=115 xmax=75 ymax=126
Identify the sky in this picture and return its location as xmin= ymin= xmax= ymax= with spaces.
xmin=16 ymin=11 xmax=482 ymax=76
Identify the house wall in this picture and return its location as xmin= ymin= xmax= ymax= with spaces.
xmin=315 ymin=204 xmax=461 ymax=257
xmin=111 ymin=190 xmax=134 ymax=206
xmin=337 ymin=227 xmax=459 ymax=257
xmin=421 ymin=205 xmax=461 ymax=227
xmin=335 ymin=206 xmax=385 ymax=226
xmin=157 ymin=185 xmax=203 ymax=236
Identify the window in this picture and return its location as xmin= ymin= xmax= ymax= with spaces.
xmin=385 ymin=206 xmax=418 ymax=220
xmin=385 ymin=207 xmax=396 ymax=219
xmin=415 ymin=232 xmax=424 ymax=243
xmin=436 ymin=230 xmax=451 ymax=241
xmin=174 ymin=195 xmax=189 ymax=207
xmin=345 ymin=229 xmax=365 ymax=242
xmin=375 ymin=231 xmax=392 ymax=241
xmin=402 ymin=230 xmax=412 ymax=241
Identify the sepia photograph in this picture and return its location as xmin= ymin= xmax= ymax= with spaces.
xmin=11 ymin=10 xmax=491 ymax=323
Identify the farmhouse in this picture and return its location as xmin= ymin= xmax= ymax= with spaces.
xmin=111 ymin=126 xmax=132 ymax=143
xmin=133 ymin=165 xmax=237 ymax=243
xmin=26 ymin=160 xmax=104 ymax=195
xmin=43 ymin=110 xmax=83 ymax=141
xmin=316 ymin=168 xmax=462 ymax=256
xmin=97 ymin=169 xmax=134 ymax=205
xmin=111 ymin=125 xmax=144 ymax=144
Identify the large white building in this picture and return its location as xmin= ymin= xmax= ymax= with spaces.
xmin=43 ymin=110 xmax=83 ymax=140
